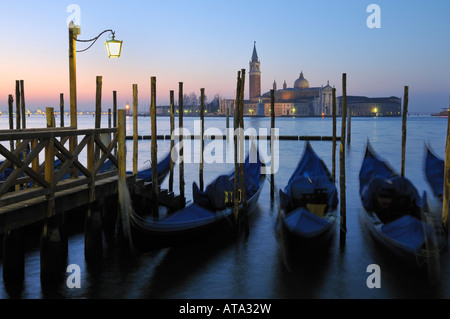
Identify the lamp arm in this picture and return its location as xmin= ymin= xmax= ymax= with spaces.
xmin=74 ymin=29 xmax=116 ymax=53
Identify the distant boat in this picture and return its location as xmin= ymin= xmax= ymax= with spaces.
xmin=431 ymin=108 xmax=449 ymax=117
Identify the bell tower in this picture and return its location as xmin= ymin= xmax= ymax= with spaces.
xmin=249 ymin=41 xmax=261 ymax=101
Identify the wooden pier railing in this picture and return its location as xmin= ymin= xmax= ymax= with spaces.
xmin=0 ymin=127 xmax=118 ymax=225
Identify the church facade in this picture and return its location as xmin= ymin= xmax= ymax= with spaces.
xmin=244 ymin=42 xmax=334 ymax=117
xmin=224 ymin=43 xmax=402 ymax=117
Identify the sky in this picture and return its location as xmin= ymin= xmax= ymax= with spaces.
xmin=1 ymin=0 xmax=450 ymax=113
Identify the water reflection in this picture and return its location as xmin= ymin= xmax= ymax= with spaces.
xmin=1 ymin=116 xmax=450 ymax=299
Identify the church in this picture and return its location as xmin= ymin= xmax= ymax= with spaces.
xmin=218 ymin=43 xmax=401 ymax=117
xmin=244 ymin=42 xmax=334 ymax=117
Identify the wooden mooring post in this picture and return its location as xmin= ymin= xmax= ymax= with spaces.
xmin=113 ymin=90 xmax=118 ymax=157
xmin=84 ymin=77 xmax=104 ymax=263
xmin=199 ymin=88 xmax=205 ymax=192
xmin=133 ymin=84 xmax=138 ymax=175
xmin=3 ymin=90 xmax=25 ymax=287
xmin=169 ymin=90 xmax=175 ymax=193
xmin=8 ymin=95 xmax=14 ymax=151
xmin=346 ymin=105 xmax=351 ymax=145
xmin=60 ymin=93 xmax=64 ymax=127
xmin=340 ymin=73 xmax=347 ymax=246
xmin=179 ymin=82 xmax=185 ymax=207
xmin=332 ymin=87 xmax=337 ymax=183
xmin=117 ymin=109 xmax=133 ymax=250
xmin=15 ymin=80 xmax=20 ymax=131
xmin=40 ymin=107 xmax=67 ymax=283
xmin=233 ymin=71 xmax=241 ymax=223
xmin=442 ymin=106 xmax=450 ymax=241
xmin=239 ymin=70 xmax=248 ymax=234
xmin=270 ymin=89 xmax=275 ymax=200
xmin=20 ymin=80 xmax=26 ymax=129
xmin=226 ymin=102 xmax=230 ymax=130
xmin=151 ymin=77 xmax=159 ymax=216
xmin=401 ymin=86 xmax=409 ymax=178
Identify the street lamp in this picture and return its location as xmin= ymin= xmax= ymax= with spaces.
xmin=105 ymin=36 xmax=123 ymax=58
xmin=68 ymin=21 xmax=123 ymax=130
xmin=68 ymin=21 xmax=122 ymax=177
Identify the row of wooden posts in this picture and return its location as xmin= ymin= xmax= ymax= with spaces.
xmin=337 ymin=75 xmax=414 ymax=245
xmin=5 ymin=73 xmax=448 ymax=254
xmin=4 ymin=74 xmax=357 ymax=250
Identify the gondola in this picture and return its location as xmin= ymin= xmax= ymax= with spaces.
xmin=126 ymin=152 xmax=171 ymax=184
xmin=424 ymin=144 xmax=444 ymax=201
xmin=277 ymin=141 xmax=338 ymax=253
xmin=99 ymin=152 xmax=171 ymax=184
xmin=129 ymin=145 xmax=265 ymax=250
xmin=359 ymin=142 xmax=442 ymax=274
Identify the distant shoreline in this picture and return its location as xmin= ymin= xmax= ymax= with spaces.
xmin=0 ymin=112 xmax=434 ymax=118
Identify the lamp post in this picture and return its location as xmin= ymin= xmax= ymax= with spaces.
xmin=68 ymin=21 xmax=123 ymax=129
xmin=68 ymin=21 xmax=123 ymax=176
xmin=68 ymin=22 xmax=80 ymax=130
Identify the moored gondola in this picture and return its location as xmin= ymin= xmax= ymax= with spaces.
xmin=276 ymin=141 xmax=338 ymax=254
xmin=127 ymin=152 xmax=171 ymax=184
xmin=359 ymin=142 xmax=442 ymax=277
xmin=129 ymin=146 xmax=265 ymax=250
xmin=424 ymin=144 xmax=444 ymax=201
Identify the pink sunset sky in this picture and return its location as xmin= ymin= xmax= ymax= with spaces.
xmin=1 ymin=0 xmax=450 ymax=113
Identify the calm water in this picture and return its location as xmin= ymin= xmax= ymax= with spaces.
xmin=0 ymin=114 xmax=449 ymax=299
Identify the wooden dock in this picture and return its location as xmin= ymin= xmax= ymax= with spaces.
xmin=0 ymin=75 xmax=347 ymax=293
xmin=0 ymin=114 xmax=183 ymax=287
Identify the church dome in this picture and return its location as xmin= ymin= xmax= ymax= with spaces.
xmin=294 ymin=71 xmax=309 ymax=89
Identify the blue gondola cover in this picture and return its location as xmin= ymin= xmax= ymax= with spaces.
xmin=283 ymin=207 xmax=331 ymax=237
xmin=381 ymin=215 xmax=432 ymax=252
xmin=193 ymin=151 xmax=262 ymax=211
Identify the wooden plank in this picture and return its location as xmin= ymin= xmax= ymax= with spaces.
xmin=0 ymin=174 xmax=134 ymax=235
xmin=0 ymin=187 xmax=50 ymax=209
xmin=0 ymin=127 xmax=116 ymax=141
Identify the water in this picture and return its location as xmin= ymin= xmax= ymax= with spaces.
xmin=0 ymin=114 xmax=449 ymax=299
